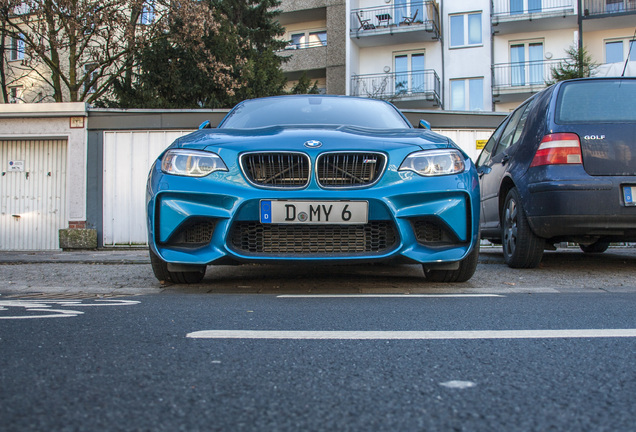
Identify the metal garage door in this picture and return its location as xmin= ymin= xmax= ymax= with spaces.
xmin=0 ymin=139 xmax=67 ymax=250
xmin=102 ymin=130 xmax=192 ymax=247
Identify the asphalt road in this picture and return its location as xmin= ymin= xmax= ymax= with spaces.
xmin=2 ymin=292 xmax=636 ymax=431
xmin=2 ymin=246 xmax=636 ymax=431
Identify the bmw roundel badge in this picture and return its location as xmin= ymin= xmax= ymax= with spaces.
xmin=304 ymin=140 xmax=323 ymax=148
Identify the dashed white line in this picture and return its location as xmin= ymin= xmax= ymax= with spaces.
xmin=186 ymin=329 xmax=636 ymax=340
xmin=276 ymin=294 xmax=503 ymax=298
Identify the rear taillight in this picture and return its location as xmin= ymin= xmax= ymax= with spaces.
xmin=530 ymin=133 xmax=582 ymax=167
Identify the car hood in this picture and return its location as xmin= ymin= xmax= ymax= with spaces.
xmin=170 ymin=126 xmax=457 ymax=153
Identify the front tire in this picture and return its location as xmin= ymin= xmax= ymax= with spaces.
xmin=502 ymin=188 xmax=544 ymax=268
xmin=423 ymin=244 xmax=479 ymax=283
xmin=149 ymin=249 xmax=206 ymax=284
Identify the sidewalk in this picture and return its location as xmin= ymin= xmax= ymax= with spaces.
xmin=0 ymin=249 xmax=150 ymax=264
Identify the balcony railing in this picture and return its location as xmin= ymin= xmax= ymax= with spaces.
xmin=282 ymin=40 xmax=327 ymax=50
xmin=351 ymin=70 xmax=441 ymax=105
xmin=492 ymin=0 xmax=574 ymax=17
xmin=350 ymin=1 xmax=440 ymax=38
xmin=492 ymin=59 xmax=564 ymax=91
xmin=583 ymin=0 xmax=636 ymax=16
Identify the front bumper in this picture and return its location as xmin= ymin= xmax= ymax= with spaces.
xmin=147 ymin=162 xmax=480 ymax=266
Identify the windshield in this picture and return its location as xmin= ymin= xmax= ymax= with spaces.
xmin=219 ymin=96 xmax=411 ymax=129
xmin=556 ymin=79 xmax=636 ymax=123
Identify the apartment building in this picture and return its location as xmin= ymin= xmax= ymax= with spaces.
xmin=280 ymin=0 xmax=636 ymax=112
xmin=278 ymin=0 xmax=347 ymax=94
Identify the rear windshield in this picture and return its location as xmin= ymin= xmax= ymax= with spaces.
xmin=219 ymin=96 xmax=411 ymax=129
xmin=556 ymin=79 xmax=636 ymax=123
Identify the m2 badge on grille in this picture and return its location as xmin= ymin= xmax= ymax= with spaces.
xmin=260 ymin=200 xmax=368 ymax=224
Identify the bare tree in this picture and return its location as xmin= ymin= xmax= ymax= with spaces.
xmin=0 ymin=0 xmax=238 ymax=104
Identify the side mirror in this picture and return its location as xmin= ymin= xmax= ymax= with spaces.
xmin=418 ymin=119 xmax=431 ymax=130
xmin=198 ymin=120 xmax=212 ymax=130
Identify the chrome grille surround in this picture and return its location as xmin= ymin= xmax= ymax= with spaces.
xmin=240 ymin=152 xmax=311 ymax=189
xmin=316 ymin=152 xmax=386 ymax=188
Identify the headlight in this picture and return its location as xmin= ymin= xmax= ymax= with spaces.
xmin=161 ymin=149 xmax=227 ymax=177
xmin=399 ymin=149 xmax=465 ymax=176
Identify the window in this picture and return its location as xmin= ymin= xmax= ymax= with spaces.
xmin=9 ymin=86 xmax=22 ymax=103
xmin=605 ymin=38 xmax=636 ymax=63
xmin=449 ymin=12 xmax=481 ymax=48
xmin=476 ymin=121 xmax=506 ymax=168
xmin=556 ymin=79 xmax=636 ymax=123
xmin=606 ymin=41 xmax=623 ymax=63
xmin=510 ymin=41 xmax=544 ymax=86
xmin=394 ymin=52 xmax=425 ymax=95
xmin=394 ymin=0 xmax=424 ymax=25
xmin=13 ymin=2 xmax=30 ymax=14
xmin=288 ymin=30 xmax=327 ymax=49
xmin=606 ymin=0 xmax=624 ymax=12
xmin=510 ymin=0 xmax=542 ymax=14
xmin=494 ymin=102 xmax=531 ymax=156
xmin=140 ymin=1 xmax=155 ymax=25
xmin=450 ymin=78 xmax=484 ymax=111
xmin=10 ymin=35 xmax=25 ymax=61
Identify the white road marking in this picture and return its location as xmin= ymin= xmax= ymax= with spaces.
xmin=0 ymin=299 xmax=139 ymax=320
xmin=276 ymin=294 xmax=503 ymax=298
xmin=440 ymin=380 xmax=477 ymax=389
xmin=186 ymin=329 xmax=636 ymax=340
xmin=0 ymin=308 xmax=83 ymax=319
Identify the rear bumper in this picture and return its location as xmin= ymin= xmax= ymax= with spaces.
xmin=525 ymin=177 xmax=636 ymax=240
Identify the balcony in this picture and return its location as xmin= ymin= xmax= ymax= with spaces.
xmin=582 ymin=0 xmax=636 ymax=30
xmin=584 ymin=0 xmax=636 ymax=15
xmin=492 ymin=59 xmax=563 ymax=103
xmin=350 ymin=2 xmax=440 ymax=48
xmin=491 ymin=0 xmax=577 ymax=34
xmin=279 ymin=38 xmax=328 ymax=75
xmin=350 ymin=70 xmax=441 ymax=107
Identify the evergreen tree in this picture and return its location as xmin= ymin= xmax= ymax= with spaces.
xmin=289 ymin=72 xmax=320 ymax=94
xmin=110 ymin=0 xmax=289 ymax=108
xmin=548 ymin=44 xmax=597 ymax=85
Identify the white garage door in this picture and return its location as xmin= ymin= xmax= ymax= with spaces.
xmin=434 ymin=129 xmax=494 ymax=162
xmin=0 ymin=139 xmax=67 ymax=250
xmin=102 ymin=130 xmax=193 ymax=247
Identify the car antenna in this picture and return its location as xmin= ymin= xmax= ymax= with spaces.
xmin=622 ymin=27 xmax=636 ymax=77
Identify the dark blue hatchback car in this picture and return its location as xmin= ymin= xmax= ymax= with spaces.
xmin=477 ymin=77 xmax=636 ymax=268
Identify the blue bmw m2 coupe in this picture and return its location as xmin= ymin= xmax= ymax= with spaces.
xmin=146 ymin=95 xmax=480 ymax=283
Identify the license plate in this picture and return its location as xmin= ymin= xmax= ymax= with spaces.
xmin=623 ymin=186 xmax=636 ymax=206
xmin=260 ymin=200 xmax=368 ymax=224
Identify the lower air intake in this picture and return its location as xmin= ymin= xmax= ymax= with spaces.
xmin=230 ymin=221 xmax=398 ymax=255
xmin=412 ymin=218 xmax=459 ymax=246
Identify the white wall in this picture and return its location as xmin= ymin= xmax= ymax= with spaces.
xmin=493 ymin=28 xmax=578 ymax=64
xmin=357 ymin=42 xmax=443 ymax=75
xmin=443 ymin=0 xmax=492 ymax=111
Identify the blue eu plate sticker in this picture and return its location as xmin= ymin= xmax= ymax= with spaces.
xmin=260 ymin=200 xmax=272 ymax=223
